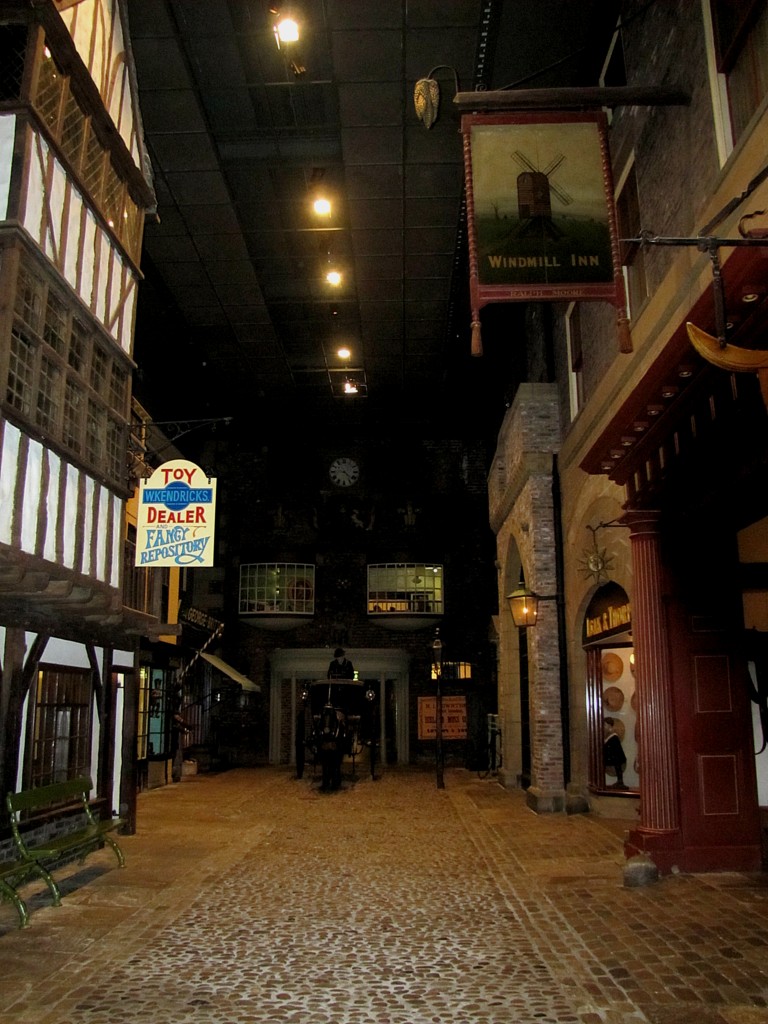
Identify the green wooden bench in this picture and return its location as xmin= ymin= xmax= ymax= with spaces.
xmin=5 ymin=776 xmax=126 ymax=918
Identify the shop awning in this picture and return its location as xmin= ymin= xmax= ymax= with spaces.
xmin=200 ymin=653 xmax=261 ymax=692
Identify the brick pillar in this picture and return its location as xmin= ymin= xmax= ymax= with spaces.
xmin=623 ymin=510 xmax=681 ymax=858
xmin=526 ymin=593 xmax=565 ymax=812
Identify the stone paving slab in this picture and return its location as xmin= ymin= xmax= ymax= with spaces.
xmin=0 ymin=767 xmax=766 ymax=1024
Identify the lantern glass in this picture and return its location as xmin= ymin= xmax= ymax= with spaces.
xmin=508 ymin=585 xmax=538 ymax=628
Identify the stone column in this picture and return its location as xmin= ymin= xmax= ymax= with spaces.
xmin=623 ymin=510 xmax=681 ymax=854
xmin=525 ymin=593 xmax=565 ymax=813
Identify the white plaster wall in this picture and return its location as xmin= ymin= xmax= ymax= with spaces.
xmin=0 ymin=423 xmax=20 ymax=546
xmin=21 ymin=128 xmax=139 ymax=355
xmin=0 ymin=113 xmax=14 ymax=219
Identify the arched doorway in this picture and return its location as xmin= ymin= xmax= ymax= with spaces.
xmin=583 ymin=583 xmax=639 ymax=795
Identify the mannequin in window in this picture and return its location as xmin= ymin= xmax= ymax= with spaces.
xmin=327 ymin=647 xmax=354 ymax=679
xmin=603 ymin=717 xmax=626 ymax=788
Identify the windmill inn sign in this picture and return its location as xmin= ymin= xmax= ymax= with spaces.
xmin=462 ymin=110 xmax=629 ymax=354
xmin=136 ymin=460 xmax=217 ymax=567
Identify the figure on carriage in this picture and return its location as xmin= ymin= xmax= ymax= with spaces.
xmin=295 ymin=670 xmax=375 ymax=790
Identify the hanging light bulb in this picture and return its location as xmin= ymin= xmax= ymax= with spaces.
xmin=313 ymin=197 xmax=332 ymax=216
xmin=273 ymin=13 xmax=299 ymax=48
xmin=326 ymin=269 xmax=342 ymax=286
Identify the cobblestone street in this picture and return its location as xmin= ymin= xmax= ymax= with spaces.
xmin=1 ymin=768 xmax=767 ymax=1024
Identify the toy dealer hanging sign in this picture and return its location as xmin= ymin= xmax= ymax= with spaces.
xmin=136 ymin=460 xmax=216 ymax=567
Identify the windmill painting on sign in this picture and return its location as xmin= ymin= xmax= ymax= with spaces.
xmin=463 ymin=112 xmax=621 ymax=303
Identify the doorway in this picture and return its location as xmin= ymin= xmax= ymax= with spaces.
xmin=269 ymin=648 xmax=410 ymax=767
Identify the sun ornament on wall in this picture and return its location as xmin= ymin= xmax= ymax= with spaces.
xmin=577 ymin=525 xmax=615 ymax=583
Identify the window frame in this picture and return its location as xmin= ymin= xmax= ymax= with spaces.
xmin=2 ymin=244 xmax=131 ymax=488
xmin=28 ymin=666 xmax=94 ymax=787
xmin=614 ymin=158 xmax=648 ymax=318
xmin=239 ymin=563 xmax=316 ymax=616
xmin=367 ymin=563 xmax=444 ymax=615
xmin=30 ymin=40 xmax=143 ymax=263
xmin=705 ymin=0 xmax=768 ymax=160
xmin=565 ymin=302 xmax=585 ymax=422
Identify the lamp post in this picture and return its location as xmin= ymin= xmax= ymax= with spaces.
xmin=432 ymin=628 xmax=444 ymax=789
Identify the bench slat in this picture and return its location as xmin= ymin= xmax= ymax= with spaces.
xmin=18 ymin=820 xmax=123 ymax=859
xmin=6 ymin=776 xmax=95 ymax=814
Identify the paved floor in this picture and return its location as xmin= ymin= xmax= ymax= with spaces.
xmin=1 ymin=766 xmax=767 ymax=1024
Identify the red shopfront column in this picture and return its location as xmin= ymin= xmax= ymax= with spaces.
xmin=622 ymin=510 xmax=682 ymax=868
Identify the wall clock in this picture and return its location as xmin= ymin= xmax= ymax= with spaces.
xmin=329 ymin=456 xmax=360 ymax=488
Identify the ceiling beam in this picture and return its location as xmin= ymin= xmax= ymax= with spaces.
xmin=453 ymin=85 xmax=690 ymax=111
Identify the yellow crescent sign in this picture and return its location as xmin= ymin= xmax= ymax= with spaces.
xmin=686 ymin=321 xmax=768 ymax=406
xmin=686 ymin=321 xmax=768 ymax=370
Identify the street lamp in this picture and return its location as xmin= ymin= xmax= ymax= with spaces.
xmin=507 ymin=580 xmax=557 ymax=628
xmin=507 ymin=581 xmax=539 ymax=627
xmin=432 ymin=628 xmax=445 ymax=789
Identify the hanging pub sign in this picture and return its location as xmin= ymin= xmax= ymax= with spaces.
xmin=136 ymin=459 xmax=216 ymax=567
xmin=582 ymin=582 xmax=632 ymax=646
xmin=461 ymin=111 xmax=630 ymax=355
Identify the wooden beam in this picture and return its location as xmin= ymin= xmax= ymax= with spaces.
xmin=454 ymin=85 xmax=690 ymax=112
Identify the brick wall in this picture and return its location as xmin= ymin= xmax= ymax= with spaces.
xmin=490 ymin=384 xmax=566 ymax=808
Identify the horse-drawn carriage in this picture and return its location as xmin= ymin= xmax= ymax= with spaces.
xmin=295 ymin=679 xmax=376 ymax=789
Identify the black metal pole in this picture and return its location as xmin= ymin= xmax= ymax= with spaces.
xmin=552 ymin=455 xmax=570 ymax=791
xmin=436 ymin=666 xmax=444 ymax=789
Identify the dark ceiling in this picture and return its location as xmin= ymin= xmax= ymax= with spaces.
xmin=126 ymin=0 xmax=620 ymax=446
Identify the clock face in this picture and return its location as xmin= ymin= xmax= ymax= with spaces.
xmin=329 ymin=457 xmax=360 ymax=488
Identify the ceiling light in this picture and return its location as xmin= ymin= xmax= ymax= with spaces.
xmin=742 ymin=291 xmax=760 ymax=303
xmin=273 ymin=14 xmax=299 ymax=47
xmin=313 ymin=197 xmax=331 ymax=216
xmin=326 ymin=270 xmax=342 ymax=286
xmin=337 ymin=347 xmax=351 ymax=360
xmin=677 ymin=365 xmax=694 ymax=378
xmin=660 ymin=385 xmax=678 ymax=399
xmin=344 ymin=379 xmax=359 ymax=395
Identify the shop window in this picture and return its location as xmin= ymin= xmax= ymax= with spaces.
xmin=123 ymin=523 xmax=157 ymax=613
xmin=137 ymin=666 xmax=150 ymax=762
xmin=30 ymin=668 xmax=93 ymax=787
xmin=600 ymin=18 xmax=626 ymax=88
xmin=615 ymin=160 xmax=647 ymax=317
xmin=36 ymin=354 xmax=61 ymax=432
xmin=584 ymin=583 xmax=638 ymax=793
xmin=2 ymin=248 xmax=131 ymax=488
xmin=30 ymin=41 xmax=142 ymax=262
xmin=7 ymin=329 xmax=35 ymax=415
xmin=367 ymin=563 xmax=443 ymax=614
xmin=146 ymin=668 xmax=171 ymax=758
xmin=565 ymin=302 xmax=584 ymax=421
xmin=711 ymin=0 xmax=768 ymax=143
xmin=63 ymin=377 xmax=83 ymax=453
xmin=239 ymin=563 xmax=315 ymax=615
xmin=0 ymin=24 xmax=28 ymax=101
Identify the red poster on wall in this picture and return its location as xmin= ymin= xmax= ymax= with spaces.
xmin=461 ymin=111 xmax=630 ymax=354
